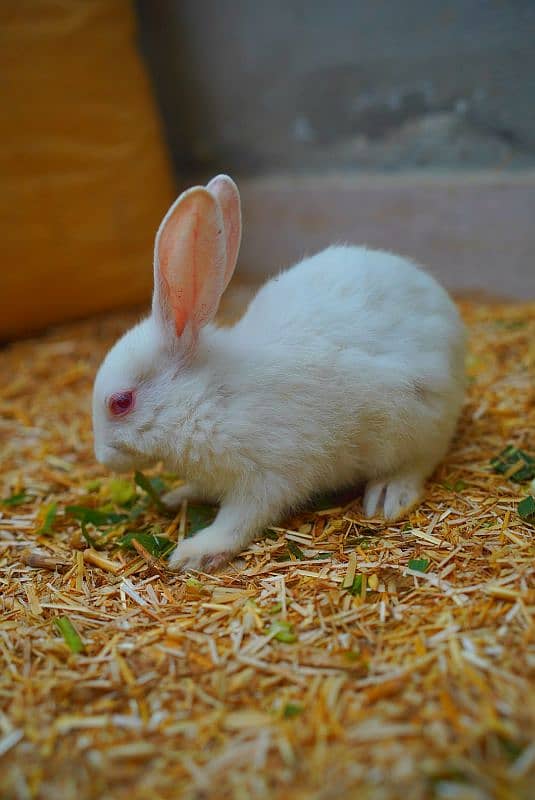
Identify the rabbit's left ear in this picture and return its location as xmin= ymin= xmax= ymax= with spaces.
xmin=206 ymin=175 xmax=242 ymax=291
xmin=153 ymin=186 xmax=226 ymax=341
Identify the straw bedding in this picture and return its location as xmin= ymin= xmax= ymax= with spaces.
xmin=0 ymin=297 xmax=534 ymax=800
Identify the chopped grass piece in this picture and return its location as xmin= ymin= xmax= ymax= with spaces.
xmin=118 ymin=532 xmax=174 ymax=557
xmin=287 ymin=540 xmax=305 ymax=560
xmin=408 ymin=558 xmax=430 ymax=572
xmin=494 ymin=319 xmax=527 ymax=330
xmin=283 ymin=703 xmax=303 ymax=719
xmin=54 ymin=616 xmax=84 ymax=653
xmin=497 ymin=735 xmax=524 ymax=761
xmin=343 ymin=650 xmax=361 ymax=662
xmin=268 ymin=620 xmax=297 ymax=643
xmin=359 ymin=527 xmax=380 ymax=537
xmin=107 ymin=478 xmax=136 ymax=507
xmin=269 ymin=602 xmax=282 ymax=614
xmin=187 ymin=504 xmax=217 ymax=535
xmin=161 ymin=472 xmax=179 ymax=481
xmin=491 ymin=445 xmax=535 ymax=482
xmin=442 ymin=479 xmax=468 ymax=492
xmin=127 ymin=503 xmax=146 ymax=521
xmin=84 ymin=479 xmax=101 ymax=492
xmin=66 ymin=506 xmax=127 ymax=526
xmin=35 ymin=502 xmax=57 ymax=535
xmin=346 ymin=574 xmax=363 ymax=596
xmin=2 ymin=491 xmax=28 ymax=506
xmin=134 ymin=471 xmax=171 ymax=514
xmin=185 ymin=577 xmax=204 ymax=590
xmin=517 ymin=495 xmax=535 ymax=524
xmin=149 ymin=476 xmax=167 ymax=493
xmin=80 ymin=521 xmax=98 ymax=549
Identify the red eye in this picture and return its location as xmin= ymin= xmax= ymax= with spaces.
xmin=108 ymin=391 xmax=135 ymax=417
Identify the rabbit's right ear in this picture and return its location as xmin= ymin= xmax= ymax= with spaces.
xmin=206 ymin=175 xmax=241 ymax=291
xmin=153 ymin=187 xmax=226 ymax=343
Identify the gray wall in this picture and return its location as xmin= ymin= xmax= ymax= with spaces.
xmin=136 ymin=0 xmax=535 ymax=176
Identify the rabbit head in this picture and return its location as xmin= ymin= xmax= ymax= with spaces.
xmin=92 ymin=175 xmax=241 ymax=472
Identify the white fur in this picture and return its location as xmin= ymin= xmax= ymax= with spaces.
xmin=93 ymin=182 xmax=466 ymax=573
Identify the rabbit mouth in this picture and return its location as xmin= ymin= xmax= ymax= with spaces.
xmin=96 ymin=442 xmax=152 ymax=473
xmin=111 ymin=442 xmax=139 ymax=457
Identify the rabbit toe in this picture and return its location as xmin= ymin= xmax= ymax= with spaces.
xmin=383 ymin=476 xmax=423 ymax=520
xmin=167 ymin=535 xmax=233 ymax=574
xmin=362 ymin=480 xmax=387 ymax=517
xmin=363 ymin=474 xmax=423 ymax=521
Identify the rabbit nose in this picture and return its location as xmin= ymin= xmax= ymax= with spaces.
xmin=94 ymin=442 xmax=110 ymax=466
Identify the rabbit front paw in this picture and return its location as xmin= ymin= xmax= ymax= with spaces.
xmin=167 ymin=529 xmax=234 ymax=573
xmin=167 ymin=498 xmax=265 ymax=573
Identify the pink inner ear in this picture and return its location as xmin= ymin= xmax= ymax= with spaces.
xmin=154 ymin=187 xmax=226 ymax=339
xmin=158 ymin=208 xmax=197 ymax=337
xmin=207 ymin=175 xmax=242 ymax=290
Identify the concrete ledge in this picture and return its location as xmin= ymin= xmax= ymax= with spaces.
xmin=238 ymin=171 xmax=535 ymax=299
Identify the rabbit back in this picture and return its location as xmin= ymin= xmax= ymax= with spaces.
xmin=219 ymin=245 xmax=465 ymax=492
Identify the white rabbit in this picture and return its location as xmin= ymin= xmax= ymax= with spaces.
xmin=92 ymin=175 xmax=466 ymax=572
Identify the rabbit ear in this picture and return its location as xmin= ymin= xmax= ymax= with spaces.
xmin=206 ymin=175 xmax=242 ymax=291
xmin=153 ymin=186 xmax=226 ymax=341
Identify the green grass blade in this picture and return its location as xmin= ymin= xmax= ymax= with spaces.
xmin=54 ymin=616 xmax=84 ymax=653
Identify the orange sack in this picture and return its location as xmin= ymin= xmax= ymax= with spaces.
xmin=0 ymin=1 xmax=175 ymax=340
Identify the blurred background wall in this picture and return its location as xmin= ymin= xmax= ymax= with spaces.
xmin=136 ymin=0 xmax=535 ymax=177
xmin=134 ymin=0 xmax=535 ymax=298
